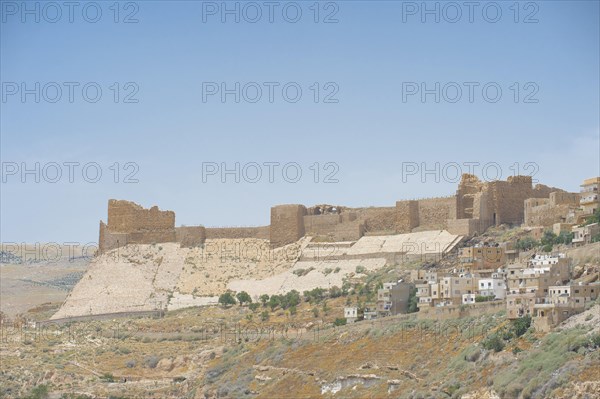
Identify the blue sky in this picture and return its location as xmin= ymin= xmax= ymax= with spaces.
xmin=1 ymin=0 xmax=599 ymax=243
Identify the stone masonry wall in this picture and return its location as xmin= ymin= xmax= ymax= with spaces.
xmin=107 ymin=199 xmax=175 ymax=233
xmin=524 ymin=191 xmax=579 ymax=227
xmin=356 ymin=207 xmax=397 ymax=233
xmin=99 ymin=200 xmax=178 ymax=253
xmin=270 ymin=204 xmax=307 ymax=248
xmin=396 ymin=200 xmax=419 ymax=233
xmin=99 ymin=174 xmax=570 ymax=252
xmin=303 ymin=214 xmax=341 ymax=235
xmin=175 ymin=226 xmax=207 ymax=248
xmin=417 ymin=197 xmax=456 ymax=230
xmin=204 ymin=226 xmax=270 ymax=240
xmin=491 ymin=177 xmax=562 ymax=226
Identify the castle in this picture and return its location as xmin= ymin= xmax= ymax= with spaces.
xmin=98 ymin=174 xmax=564 ymax=253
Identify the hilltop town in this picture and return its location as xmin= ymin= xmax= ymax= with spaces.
xmin=1 ymin=174 xmax=599 ymax=399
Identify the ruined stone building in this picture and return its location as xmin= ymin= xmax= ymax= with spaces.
xmin=524 ymin=177 xmax=599 ymax=229
xmin=98 ymin=174 xmax=567 ymax=253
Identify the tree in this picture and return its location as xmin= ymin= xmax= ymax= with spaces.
xmin=218 ymin=292 xmax=236 ymax=307
xmin=540 ymin=231 xmax=557 ymax=247
xmin=482 ymin=334 xmax=505 ymax=352
xmin=304 ymin=288 xmax=326 ymax=304
xmin=249 ymin=302 xmax=260 ymax=311
xmin=268 ymin=295 xmax=280 ymax=311
xmin=260 ymin=311 xmax=269 ymax=321
xmin=259 ymin=294 xmax=270 ymax=307
xmin=512 ymin=315 xmax=532 ymax=337
xmin=555 ymin=231 xmax=574 ymax=245
xmin=408 ymin=286 xmax=419 ymax=313
xmin=329 ymin=286 xmax=342 ymax=298
xmin=334 ymin=318 xmax=347 ymax=326
xmin=281 ymin=290 xmax=301 ymax=309
xmin=516 ymin=237 xmax=538 ymax=251
xmin=583 ymin=208 xmax=600 ymax=225
xmin=236 ymin=291 xmax=252 ymax=306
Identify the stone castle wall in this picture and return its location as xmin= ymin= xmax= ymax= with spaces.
xmin=175 ymin=226 xmax=207 ymax=248
xmin=107 ymin=199 xmax=175 ymax=233
xmin=355 ymin=207 xmax=397 ymax=233
xmin=524 ymin=191 xmax=580 ymax=227
xmin=204 ymin=226 xmax=270 ymax=240
xmin=99 ymin=200 xmax=178 ymax=253
xmin=99 ymin=175 xmax=567 ymax=251
xmin=417 ymin=197 xmax=456 ymax=230
xmin=270 ymin=204 xmax=307 ymax=248
xmin=396 ymin=200 xmax=419 ymax=233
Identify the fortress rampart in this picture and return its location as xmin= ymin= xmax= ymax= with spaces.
xmin=98 ymin=174 xmax=568 ymax=252
xmin=524 ymin=191 xmax=580 ymax=227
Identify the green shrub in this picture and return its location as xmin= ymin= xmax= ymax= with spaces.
xmin=501 ymin=328 xmax=514 ymax=341
xmin=408 ymin=286 xmax=418 ymax=313
xmin=144 ymin=355 xmax=159 ymax=369
xmin=329 ymin=286 xmax=342 ymax=298
xmin=334 ymin=318 xmax=347 ymax=326
xmin=463 ymin=346 xmax=481 ymax=362
xmin=540 ymin=231 xmax=557 ymax=247
xmin=583 ymin=208 xmax=600 ymax=225
xmin=293 ymin=267 xmax=314 ymax=277
xmin=590 ymin=333 xmax=600 ymax=348
xmin=512 ymin=346 xmax=523 ymax=354
xmin=475 ymin=295 xmax=495 ymax=303
xmin=100 ymin=373 xmax=115 ymax=382
xmin=516 ymin=237 xmax=538 ymax=251
xmin=259 ymin=294 xmax=269 ymax=306
xmin=260 ymin=311 xmax=269 ymax=321
xmin=268 ymin=295 xmax=280 ymax=310
xmin=355 ymin=265 xmax=366 ymax=274
xmin=249 ymin=303 xmax=260 ymax=311
xmin=555 ymin=231 xmax=574 ymax=245
xmin=512 ymin=315 xmax=532 ymax=337
xmin=24 ymin=385 xmax=49 ymax=399
xmin=483 ymin=334 xmax=505 ymax=352
xmin=542 ymin=244 xmax=553 ymax=253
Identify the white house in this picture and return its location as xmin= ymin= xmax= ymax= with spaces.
xmin=462 ymin=293 xmax=476 ymax=304
xmin=344 ymin=307 xmax=358 ymax=323
xmin=478 ymin=278 xmax=506 ymax=299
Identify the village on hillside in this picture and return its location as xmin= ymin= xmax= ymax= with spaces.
xmin=341 ymin=177 xmax=599 ymax=332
